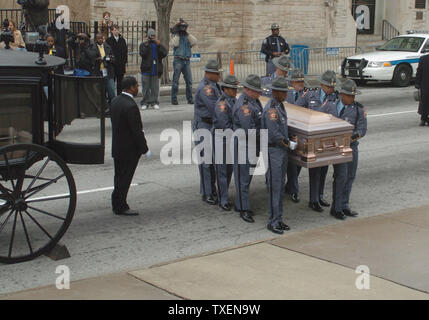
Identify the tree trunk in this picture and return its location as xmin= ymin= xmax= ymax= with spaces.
xmin=153 ymin=0 xmax=174 ymax=85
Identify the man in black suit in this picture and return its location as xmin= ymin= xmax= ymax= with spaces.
xmin=416 ymin=54 xmax=429 ymax=126
xmin=110 ymin=76 xmax=151 ymax=216
xmin=106 ymin=25 xmax=128 ymax=96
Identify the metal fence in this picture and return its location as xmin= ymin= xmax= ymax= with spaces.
xmin=0 ymin=8 xmax=56 ymax=30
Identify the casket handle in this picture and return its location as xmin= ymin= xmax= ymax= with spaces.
xmin=317 ymin=138 xmax=339 ymax=153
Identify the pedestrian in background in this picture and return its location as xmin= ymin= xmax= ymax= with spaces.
xmin=8 ymin=20 xmax=26 ymax=51
xmin=170 ymin=19 xmax=197 ymax=105
xmin=261 ymin=23 xmax=290 ymax=77
xmin=106 ymin=25 xmax=128 ymax=96
xmin=94 ymin=33 xmax=116 ymax=106
xmin=110 ymin=76 xmax=151 ymax=216
xmin=100 ymin=11 xmax=113 ymax=40
xmin=416 ymin=54 xmax=429 ymax=126
xmin=139 ymin=28 xmax=167 ymax=110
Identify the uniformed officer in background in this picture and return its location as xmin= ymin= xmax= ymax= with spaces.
xmin=213 ymin=75 xmax=240 ymax=211
xmin=193 ymin=60 xmax=222 ymax=205
xmin=283 ymin=69 xmax=311 ymax=203
xmin=261 ymin=55 xmax=292 ymax=98
xmin=233 ymin=74 xmax=264 ymax=223
xmin=262 ymin=77 xmax=298 ymax=234
xmin=261 ymin=23 xmax=290 ymax=77
xmin=321 ymin=79 xmax=368 ymax=219
xmin=297 ymin=70 xmax=339 ymax=212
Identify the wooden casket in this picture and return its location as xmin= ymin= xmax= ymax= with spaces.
xmin=260 ymin=96 xmax=354 ymax=169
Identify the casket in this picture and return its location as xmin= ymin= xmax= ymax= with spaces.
xmin=260 ymin=96 xmax=354 ymax=169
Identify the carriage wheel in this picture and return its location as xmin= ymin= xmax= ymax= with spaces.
xmin=0 ymin=144 xmax=76 ymax=264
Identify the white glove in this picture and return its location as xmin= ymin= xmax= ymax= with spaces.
xmin=289 ymin=141 xmax=298 ymax=151
xmin=144 ymin=150 xmax=152 ymax=159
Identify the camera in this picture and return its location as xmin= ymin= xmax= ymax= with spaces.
xmin=170 ymin=18 xmax=188 ymax=35
xmin=1 ymin=19 xmax=14 ymax=49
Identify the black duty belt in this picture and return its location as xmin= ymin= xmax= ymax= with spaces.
xmin=175 ymin=56 xmax=190 ymax=61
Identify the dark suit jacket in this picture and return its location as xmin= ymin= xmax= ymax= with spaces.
xmin=110 ymin=93 xmax=149 ymax=160
xmin=416 ymin=54 xmax=429 ymax=114
xmin=77 ymin=42 xmax=115 ymax=77
xmin=106 ymin=35 xmax=128 ymax=75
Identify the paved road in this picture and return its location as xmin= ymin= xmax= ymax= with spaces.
xmin=1 ymin=84 xmax=429 ymax=294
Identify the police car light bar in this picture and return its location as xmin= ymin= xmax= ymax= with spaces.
xmin=407 ymin=30 xmax=429 ymax=34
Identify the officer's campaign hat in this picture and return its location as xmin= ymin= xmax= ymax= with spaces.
xmin=271 ymin=23 xmax=280 ymax=30
xmin=267 ymin=76 xmax=292 ymax=92
xmin=242 ymin=74 xmax=263 ymax=92
xmin=203 ymin=59 xmax=223 ymax=74
xmin=319 ymin=70 xmax=337 ymax=87
xmin=287 ymin=69 xmax=311 ymax=86
xmin=273 ymin=56 xmax=291 ymax=72
xmin=219 ymin=74 xmax=240 ymax=89
xmin=339 ymin=79 xmax=362 ymax=96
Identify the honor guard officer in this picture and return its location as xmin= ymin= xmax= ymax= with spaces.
xmin=261 ymin=23 xmax=290 ymax=77
xmin=262 ymin=77 xmax=298 ymax=235
xmin=213 ymin=75 xmax=240 ymax=211
xmin=322 ymin=79 xmax=367 ymax=219
xmin=193 ymin=60 xmax=222 ymax=205
xmin=261 ymin=55 xmax=292 ymax=98
xmin=283 ymin=69 xmax=311 ymax=203
xmin=232 ymin=75 xmax=264 ymax=223
xmin=298 ymin=70 xmax=339 ymax=211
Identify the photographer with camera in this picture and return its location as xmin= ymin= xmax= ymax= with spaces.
xmin=170 ymin=18 xmax=197 ymax=105
xmin=139 ymin=28 xmax=167 ymax=110
xmin=0 ymin=19 xmax=26 ymax=51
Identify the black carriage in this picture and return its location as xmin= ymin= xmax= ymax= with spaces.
xmin=0 ymin=49 xmax=106 ymax=264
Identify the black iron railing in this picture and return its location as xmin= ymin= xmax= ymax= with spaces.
xmin=0 ymin=8 xmax=56 ymax=29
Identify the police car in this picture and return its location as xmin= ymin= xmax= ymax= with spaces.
xmin=341 ymin=32 xmax=429 ymax=87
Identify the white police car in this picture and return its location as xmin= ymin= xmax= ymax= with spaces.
xmin=341 ymin=33 xmax=429 ymax=87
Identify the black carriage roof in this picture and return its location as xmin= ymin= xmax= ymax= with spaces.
xmin=0 ymin=49 xmax=65 ymax=69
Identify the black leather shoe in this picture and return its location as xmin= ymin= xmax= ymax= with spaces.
xmin=343 ymin=209 xmax=359 ymax=217
xmin=330 ymin=209 xmax=346 ymax=220
xmin=309 ymin=202 xmax=324 ymax=212
xmin=188 ymin=100 xmax=194 ymax=105
xmin=114 ymin=209 xmax=139 ymax=216
xmin=267 ymin=224 xmax=284 ymax=235
xmin=240 ymin=211 xmax=255 ymax=223
xmin=279 ymin=222 xmax=291 ymax=231
xmin=319 ymin=197 xmax=330 ymax=207
xmin=420 ymin=120 xmax=426 ymax=126
xmin=203 ymin=196 xmax=218 ymax=205
xmin=220 ymin=203 xmax=232 ymax=211
xmin=172 ymin=100 xmax=179 ymax=105
xmin=291 ymin=193 xmax=300 ymax=203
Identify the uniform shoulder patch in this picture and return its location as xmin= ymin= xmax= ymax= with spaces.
xmin=267 ymin=108 xmax=278 ymax=121
xmin=241 ymin=105 xmax=251 ymax=116
xmin=204 ymin=85 xmax=213 ymax=96
xmin=218 ymin=101 xmax=227 ymax=113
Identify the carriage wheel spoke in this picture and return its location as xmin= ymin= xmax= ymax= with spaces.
xmin=8 ymin=211 xmax=18 ymax=258
xmin=26 ymin=194 xmax=70 ymax=204
xmin=1 ymin=151 xmax=16 ymax=190
xmin=24 ymin=210 xmax=53 ymax=240
xmin=24 ymin=157 xmax=50 ymax=195
xmin=27 ymin=205 xmax=66 ymax=221
xmin=24 ymin=175 xmax=52 ymax=182
xmin=19 ymin=211 xmax=33 ymax=255
xmin=25 ymin=174 xmax=66 ymax=200
xmin=0 ymin=209 xmax=14 ymax=234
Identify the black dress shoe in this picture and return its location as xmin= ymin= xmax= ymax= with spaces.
xmin=291 ymin=193 xmax=300 ymax=203
xmin=188 ymin=100 xmax=194 ymax=105
xmin=114 ymin=209 xmax=139 ymax=216
xmin=420 ymin=120 xmax=426 ymax=126
xmin=343 ymin=209 xmax=359 ymax=217
xmin=309 ymin=202 xmax=324 ymax=212
xmin=202 ymin=196 xmax=218 ymax=205
xmin=319 ymin=197 xmax=330 ymax=207
xmin=240 ymin=211 xmax=255 ymax=223
xmin=330 ymin=209 xmax=346 ymax=220
xmin=220 ymin=203 xmax=232 ymax=211
xmin=278 ymin=222 xmax=291 ymax=231
xmin=267 ymin=224 xmax=284 ymax=235
xmin=172 ymin=100 xmax=179 ymax=105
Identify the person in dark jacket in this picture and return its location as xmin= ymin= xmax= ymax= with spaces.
xmin=139 ymin=28 xmax=168 ymax=110
xmin=261 ymin=23 xmax=290 ymax=77
xmin=110 ymin=76 xmax=151 ymax=216
xmin=106 ymin=25 xmax=128 ymax=96
xmin=415 ymin=54 xmax=429 ymax=126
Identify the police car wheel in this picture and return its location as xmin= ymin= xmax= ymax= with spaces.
xmin=392 ymin=64 xmax=411 ymax=87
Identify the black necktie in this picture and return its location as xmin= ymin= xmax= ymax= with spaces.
xmin=295 ymin=92 xmax=299 ymax=102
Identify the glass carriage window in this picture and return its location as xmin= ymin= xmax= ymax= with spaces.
xmin=0 ymin=86 xmax=33 ymax=149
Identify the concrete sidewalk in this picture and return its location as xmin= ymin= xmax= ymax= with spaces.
xmin=2 ymin=205 xmax=429 ymax=300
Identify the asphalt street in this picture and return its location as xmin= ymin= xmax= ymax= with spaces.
xmin=1 ymin=83 xmax=429 ymax=294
